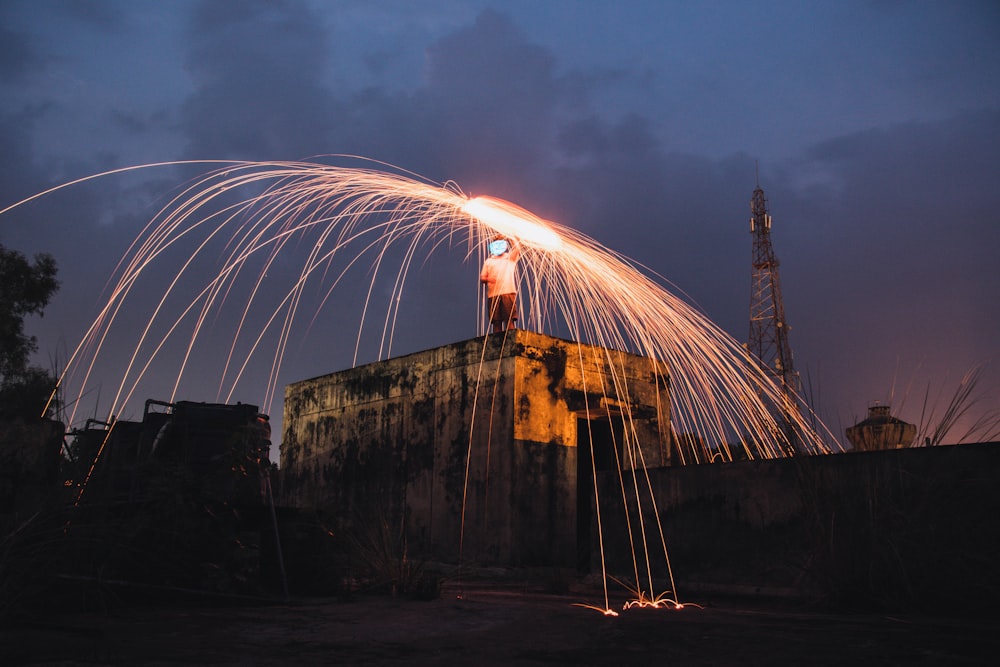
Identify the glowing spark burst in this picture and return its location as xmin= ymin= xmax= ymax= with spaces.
xmin=573 ymin=603 xmax=620 ymax=617
xmin=621 ymin=593 xmax=695 ymax=611
xmin=461 ymin=196 xmax=563 ymax=251
xmin=3 ymin=156 xmax=841 ymax=613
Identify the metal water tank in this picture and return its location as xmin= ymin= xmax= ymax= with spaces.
xmin=846 ymin=403 xmax=917 ymax=451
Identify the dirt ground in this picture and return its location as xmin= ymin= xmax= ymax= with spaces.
xmin=3 ymin=583 xmax=998 ymax=666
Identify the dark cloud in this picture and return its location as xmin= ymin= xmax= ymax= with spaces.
xmin=0 ymin=0 xmax=128 ymax=84
xmin=0 ymin=24 xmax=45 ymax=84
xmin=57 ymin=0 xmax=125 ymax=30
xmin=180 ymin=0 xmax=338 ymax=159
xmin=0 ymin=107 xmax=51 ymax=205
xmin=335 ymin=8 xmax=566 ymax=193
xmin=424 ymin=8 xmax=558 ymax=114
xmin=110 ymin=108 xmax=171 ymax=135
xmin=785 ymin=108 xmax=1000 ymax=303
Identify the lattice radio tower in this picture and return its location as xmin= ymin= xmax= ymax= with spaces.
xmin=747 ymin=175 xmax=803 ymax=453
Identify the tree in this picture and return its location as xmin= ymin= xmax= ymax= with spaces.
xmin=0 ymin=244 xmax=59 ymax=419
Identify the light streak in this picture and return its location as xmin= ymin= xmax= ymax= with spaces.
xmin=2 ymin=156 xmax=842 ymax=613
xmin=573 ymin=603 xmax=620 ymax=617
xmin=461 ymin=196 xmax=563 ymax=251
xmin=621 ymin=592 xmax=699 ymax=611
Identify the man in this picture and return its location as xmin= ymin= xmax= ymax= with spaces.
xmin=479 ymin=236 xmax=520 ymax=333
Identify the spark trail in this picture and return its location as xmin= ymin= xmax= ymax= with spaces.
xmin=4 ymin=157 xmax=838 ymax=612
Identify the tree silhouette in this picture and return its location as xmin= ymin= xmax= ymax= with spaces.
xmin=0 ymin=244 xmax=59 ymax=419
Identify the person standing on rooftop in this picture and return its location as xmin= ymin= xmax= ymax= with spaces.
xmin=480 ymin=236 xmax=520 ymax=334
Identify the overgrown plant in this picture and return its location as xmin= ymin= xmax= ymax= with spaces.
xmin=895 ymin=364 xmax=1000 ymax=446
xmin=344 ymin=508 xmax=440 ymax=600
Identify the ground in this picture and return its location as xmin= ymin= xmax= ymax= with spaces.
xmin=3 ymin=582 xmax=997 ymax=665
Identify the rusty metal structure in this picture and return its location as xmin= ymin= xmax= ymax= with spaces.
xmin=747 ymin=179 xmax=803 ymax=453
xmin=57 ymin=399 xmax=284 ymax=596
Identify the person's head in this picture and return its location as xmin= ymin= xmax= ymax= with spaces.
xmin=488 ymin=236 xmax=510 ymax=256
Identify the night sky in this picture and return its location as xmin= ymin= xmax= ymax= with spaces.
xmin=1 ymin=0 xmax=998 ymax=454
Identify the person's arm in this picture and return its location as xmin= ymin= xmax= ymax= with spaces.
xmin=508 ymin=239 xmax=522 ymax=262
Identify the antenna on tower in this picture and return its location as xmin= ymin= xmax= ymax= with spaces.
xmin=747 ymin=173 xmax=803 ymax=454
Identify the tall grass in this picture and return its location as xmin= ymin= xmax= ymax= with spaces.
xmin=895 ymin=364 xmax=1000 ymax=446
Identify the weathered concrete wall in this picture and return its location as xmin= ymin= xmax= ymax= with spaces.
xmin=280 ymin=336 xmax=489 ymax=562
xmin=279 ymin=330 xmax=669 ymax=568
xmin=594 ymin=442 xmax=1000 ymax=610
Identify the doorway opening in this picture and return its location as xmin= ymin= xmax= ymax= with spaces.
xmin=576 ymin=416 xmax=621 ymax=573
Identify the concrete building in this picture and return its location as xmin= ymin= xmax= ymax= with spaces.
xmin=279 ymin=329 xmax=670 ymax=569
